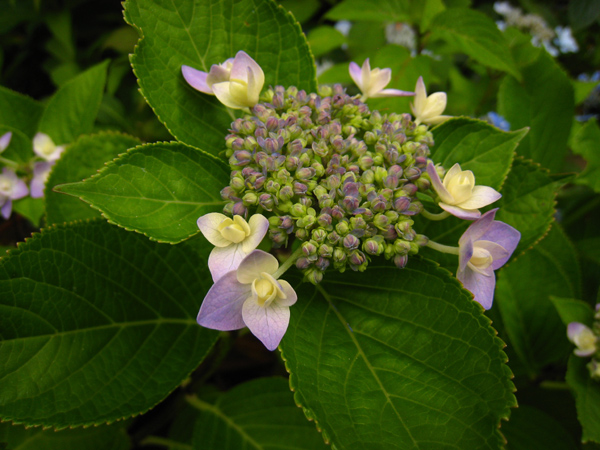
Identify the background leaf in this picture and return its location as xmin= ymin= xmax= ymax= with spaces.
xmin=45 ymin=131 xmax=141 ymax=225
xmin=189 ymin=378 xmax=329 ymax=449
xmin=566 ymin=356 xmax=600 ymax=444
xmin=0 ymin=220 xmax=217 ymax=428
xmin=571 ymin=119 xmax=600 ymax=193
xmin=430 ymin=8 xmax=521 ymax=79
xmin=281 ymin=258 xmax=515 ymax=450
xmin=38 ymin=61 xmax=109 ymax=144
xmin=0 ymin=421 xmax=130 ymax=450
xmin=307 ymin=26 xmax=346 ymax=58
xmin=498 ymin=50 xmax=574 ymax=173
xmin=325 ymin=0 xmax=410 ymax=22
xmin=0 ymin=86 xmax=43 ymax=138
xmin=123 ymin=0 xmax=317 ymax=155
xmin=55 ymin=142 xmax=229 ymax=243
xmin=494 ymin=225 xmax=581 ymax=377
xmin=551 ymin=297 xmax=595 ymax=327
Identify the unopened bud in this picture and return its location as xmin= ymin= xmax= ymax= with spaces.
xmin=296 ymin=257 xmax=312 ymax=270
xmin=305 ymin=268 xmax=324 ymax=285
xmin=343 ymin=234 xmax=360 ymax=250
xmin=393 ymin=254 xmax=408 ymax=269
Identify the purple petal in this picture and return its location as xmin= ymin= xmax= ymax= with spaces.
xmin=1 ymin=199 xmax=12 ymax=219
xmin=439 ymin=203 xmax=481 ymax=220
xmin=479 ymin=221 xmax=520 ymax=269
xmin=182 ymin=65 xmax=213 ymax=94
xmin=242 ymin=297 xmax=290 ymax=351
xmin=208 ymin=244 xmax=247 ymax=282
xmin=458 ymin=237 xmax=474 ymax=273
xmin=457 ymin=266 xmax=496 ymax=310
xmin=230 ymin=51 xmax=263 ymax=85
xmin=11 ymin=178 xmax=29 ymax=200
xmin=349 ymin=62 xmax=363 ymax=88
xmin=372 ymin=88 xmax=415 ymax=98
xmin=427 ymin=163 xmax=450 ymax=200
xmin=30 ymin=161 xmax=53 ymax=198
xmin=197 ymin=271 xmax=250 ymax=331
xmin=0 ymin=132 xmax=12 ymax=152
xmin=459 ymin=209 xmax=498 ymax=247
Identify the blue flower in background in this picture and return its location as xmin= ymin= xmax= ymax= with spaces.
xmin=485 ymin=112 xmax=511 ymax=131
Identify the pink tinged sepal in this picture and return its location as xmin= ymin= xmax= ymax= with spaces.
xmin=197 ymin=271 xmax=250 ymax=331
xmin=182 ymin=65 xmax=213 ymax=95
xmin=31 ymin=161 xmax=54 ymax=198
xmin=0 ymin=132 xmax=12 ymax=152
xmin=349 ymin=59 xmax=413 ymax=100
xmin=457 ymin=267 xmax=496 ymax=310
xmin=242 ymin=298 xmax=291 ymax=351
xmin=208 ymin=244 xmax=248 ymax=282
xmin=439 ymin=203 xmax=481 ymax=220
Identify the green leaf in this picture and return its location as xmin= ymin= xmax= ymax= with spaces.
xmin=325 ymin=0 xmax=410 ymax=21
xmin=495 ymin=157 xmax=564 ymax=257
xmin=430 ymin=117 xmax=527 ymax=191
xmin=0 ymin=86 xmax=43 ymax=138
xmin=551 ymin=297 xmax=595 ymax=327
xmin=573 ymin=80 xmax=598 ymax=105
xmin=55 ymin=142 xmax=229 ymax=244
xmin=498 ymin=50 xmax=574 ymax=173
xmin=307 ymin=26 xmax=346 ymax=58
xmin=45 ymin=132 xmax=141 ymax=226
xmin=12 ymin=197 xmax=44 ymax=227
xmin=38 ymin=61 xmax=109 ymax=145
xmin=281 ymin=259 xmax=515 ymax=450
xmin=0 ymin=126 xmax=33 ymax=164
xmin=123 ymin=0 xmax=317 ymax=155
xmin=569 ymin=0 xmax=600 ymax=31
xmin=278 ymin=0 xmax=320 ymax=23
xmin=494 ymin=225 xmax=581 ymax=377
xmin=501 ymin=404 xmax=580 ymax=450
xmin=189 ymin=378 xmax=329 ymax=449
xmin=430 ymin=8 xmax=520 ymax=80
xmin=566 ymin=355 xmax=600 ymax=443
xmin=571 ymin=119 xmax=600 ymax=193
xmin=0 ymin=220 xmax=217 ymax=428
xmin=0 ymin=421 xmax=130 ymax=450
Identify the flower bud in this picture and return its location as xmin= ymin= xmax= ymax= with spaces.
xmin=327 ymin=231 xmax=341 ymax=244
xmin=221 ymin=186 xmax=238 ymax=201
xmin=279 ymin=185 xmax=293 ymax=201
xmin=364 ymin=236 xmax=385 ymax=255
xmin=393 ymin=254 xmax=408 ymax=269
xmin=336 ymin=220 xmax=349 ymax=235
xmin=394 ymin=239 xmax=411 ymax=255
xmin=305 ymin=268 xmax=324 ymax=285
xmin=295 ymin=228 xmax=308 ymax=240
xmin=242 ymin=192 xmax=259 ymax=205
xmin=293 ymin=181 xmax=308 ymax=195
xmin=333 ymin=247 xmax=347 ymax=263
xmin=232 ymin=201 xmax=247 ymax=216
xmin=296 ymin=257 xmax=312 ymax=270
xmin=302 ymin=241 xmax=318 ymax=258
xmin=258 ymin=193 xmax=275 ymax=210
xmin=312 ymin=228 xmax=328 ymax=243
xmin=394 ymin=196 xmax=411 ymax=212
xmin=331 ymin=205 xmax=345 ymax=220
xmin=319 ymin=243 xmax=333 ymax=258
xmin=317 ymin=213 xmax=332 ymax=228
xmin=343 ymin=234 xmax=360 ymax=250
xmin=291 ymin=203 xmax=307 ymax=217
xmin=349 ymin=250 xmax=367 ymax=268
xmin=373 ymin=213 xmax=389 ymax=229
xmin=315 ymin=257 xmax=330 ymax=271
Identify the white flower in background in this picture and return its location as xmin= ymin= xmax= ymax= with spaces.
xmin=197 ymin=250 xmax=297 ymax=351
xmin=197 ymin=213 xmax=269 ymax=281
xmin=0 ymin=167 xmax=29 ymax=219
xmin=568 ymin=323 xmax=597 ymax=357
xmin=33 ymin=132 xmax=65 ymax=162
xmin=0 ymin=132 xmax=12 ymax=153
xmin=182 ymin=51 xmax=265 ymax=109
xmin=349 ymin=59 xmax=414 ymax=101
xmin=427 ymin=163 xmax=501 ymax=220
xmin=411 ymin=76 xmax=451 ymax=125
xmin=385 ymin=22 xmax=416 ymax=53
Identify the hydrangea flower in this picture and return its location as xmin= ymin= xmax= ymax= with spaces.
xmin=197 ymin=250 xmax=297 ymax=350
xmin=427 ymin=163 xmax=501 ymax=220
xmin=30 ymin=161 xmax=54 ymax=198
xmin=411 ymin=76 xmax=451 ymax=125
xmin=182 ymin=51 xmax=264 ymax=109
xmin=0 ymin=167 xmax=29 ymax=219
xmin=197 ymin=213 xmax=269 ymax=281
xmin=567 ymin=322 xmax=597 ymax=357
xmin=0 ymin=132 xmax=12 ymax=152
xmin=349 ymin=59 xmax=414 ymax=100
xmin=33 ymin=132 xmax=65 ymax=162
xmin=457 ymin=209 xmax=520 ymax=309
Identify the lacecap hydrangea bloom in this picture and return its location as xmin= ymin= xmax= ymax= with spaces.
xmin=190 ymin=52 xmax=519 ymax=349
xmin=0 ymin=167 xmax=29 ymax=219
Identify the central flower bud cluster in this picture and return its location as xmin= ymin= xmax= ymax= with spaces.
xmin=221 ymin=84 xmax=431 ymax=284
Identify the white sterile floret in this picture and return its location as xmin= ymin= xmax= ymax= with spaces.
xmin=427 ymin=163 xmax=501 ymax=220
xmin=568 ymin=323 xmax=597 ymax=357
xmin=411 ymin=76 xmax=451 ymax=126
xmin=349 ymin=59 xmax=414 ymax=101
xmin=33 ymin=132 xmax=65 ymax=162
xmin=197 ymin=213 xmax=269 ymax=281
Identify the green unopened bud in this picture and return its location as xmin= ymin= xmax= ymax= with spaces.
xmin=302 ymin=241 xmax=318 ymax=258
xmin=312 ymin=228 xmax=328 ymax=243
xmin=291 ymin=203 xmax=307 ymax=217
xmin=394 ymin=239 xmax=411 ymax=255
xmin=305 ymin=268 xmax=324 ymax=285
xmin=373 ymin=213 xmax=389 ymax=229
xmin=319 ymin=243 xmax=333 ymax=258
xmin=364 ymin=236 xmax=385 ymax=255
xmin=242 ymin=192 xmax=259 ymax=205
xmin=374 ymin=167 xmax=387 ymax=184
xmin=333 ymin=247 xmax=347 ymax=263
xmin=335 ymin=221 xmax=350 ymax=236
xmin=297 ymin=214 xmax=316 ymax=229
xmin=364 ymin=131 xmax=378 ymax=145
xmin=231 ymin=175 xmax=245 ymax=191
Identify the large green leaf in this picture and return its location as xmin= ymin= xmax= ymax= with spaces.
xmin=0 ymin=421 xmax=130 ymax=450
xmin=325 ymin=0 xmax=410 ymax=21
xmin=494 ymin=225 xmax=580 ymax=377
xmin=45 ymin=132 xmax=141 ymax=225
xmin=551 ymin=297 xmax=595 ymax=327
xmin=566 ymin=355 xmax=600 ymax=443
xmin=430 ymin=117 xmax=527 ymax=191
xmin=307 ymin=26 xmax=346 ymax=58
xmin=123 ymin=0 xmax=317 ymax=155
xmin=38 ymin=61 xmax=109 ymax=145
xmin=0 ymin=220 xmax=217 ymax=428
xmin=55 ymin=142 xmax=229 ymax=243
xmin=430 ymin=8 xmax=520 ymax=79
xmin=571 ymin=119 xmax=600 ymax=193
xmin=0 ymin=86 xmax=43 ymax=138
xmin=498 ymin=50 xmax=574 ymax=173
xmin=281 ymin=259 xmax=515 ymax=450
xmin=188 ymin=378 xmax=329 ymax=449
xmin=495 ymin=157 xmax=564 ymax=257
xmin=0 ymin=126 xmax=34 ymax=164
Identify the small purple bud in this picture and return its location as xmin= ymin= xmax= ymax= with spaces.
xmin=302 ymin=241 xmax=318 ymax=257
xmin=331 ymin=205 xmax=345 ymax=220
xmin=349 ymin=250 xmax=366 ymax=267
xmin=333 ymin=248 xmax=346 ymax=263
xmin=327 ymin=174 xmax=342 ymax=189
xmin=383 ymin=175 xmax=399 ymax=190
xmin=405 ymin=167 xmax=421 ymax=181
xmin=315 ymin=257 xmax=330 ymax=271
xmin=394 ymin=255 xmax=408 ymax=269
xmin=255 ymin=127 xmax=268 ymax=139
xmin=394 ymin=239 xmax=411 ymax=255
xmin=272 ymin=93 xmax=285 ymax=109
xmin=244 ymin=136 xmax=258 ymax=151
xmin=231 ymin=138 xmax=245 ymax=151
xmin=296 ymin=257 xmax=312 ymax=270
xmin=279 ymin=185 xmax=293 ymax=201
xmin=220 ymin=186 xmax=237 ymax=201
xmin=336 ymin=220 xmax=350 ymax=235
xmin=258 ymin=193 xmax=275 ymax=210
xmin=328 ymin=231 xmax=341 ymax=244
xmin=229 ymin=150 xmax=252 ymax=166
xmin=254 ymin=176 xmax=266 ymax=190
xmin=286 ymin=156 xmax=300 ymax=171
xmin=342 ymin=196 xmax=360 ymax=213
xmin=319 ymin=244 xmax=333 ymax=258
xmin=394 ymin=196 xmax=411 ymax=212
xmin=381 ymin=225 xmax=398 ymax=240
xmin=232 ymin=201 xmax=247 ymax=216
xmin=312 ymin=229 xmax=328 ymax=243
xmin=373 ymin=214 xmax=389 ymax=229
xmin=403 ymin=183 xmax=418 ymax=196
xmin=343 ymin=234 xmax=360 ymax=250
xmin=293 ymin=181 xmax=308 ymax=195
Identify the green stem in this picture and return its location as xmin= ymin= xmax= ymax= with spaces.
xmin=273 ymin=245 xmax=304 ymax=279
xmin=426 ymin=240 xmax=460 ymax=255
xmin=539 ymin=381 xmax=571 ymax=391
xmin=140 ymin=436 xmax=193 ymax=449
xmin=0 ymin=156 xmax=20 ymax=170
xmin=420 ymin=208 xmax=450 ymax=221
